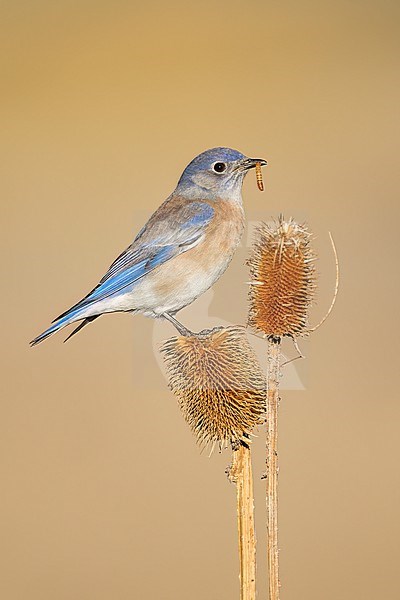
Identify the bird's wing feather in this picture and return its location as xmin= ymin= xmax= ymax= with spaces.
xmin=55 ymin=199 xmax=214 ymax=317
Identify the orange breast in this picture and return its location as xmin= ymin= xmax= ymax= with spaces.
xmin=147 ymin=198 xmax=245 ymax=310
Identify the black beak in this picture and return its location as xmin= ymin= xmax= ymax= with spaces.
xmin=239 ymin=157 xmax=268 ymax=171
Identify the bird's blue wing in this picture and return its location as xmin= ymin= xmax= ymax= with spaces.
xmin=30 ymin=199 xmax=214 ymax=345
xmin=46 ymin=199 xmax=214 ymax=320
xmin=81 ymin=245 xmax=176 ymax=305
xmin=74 ymin=200 xmax=214 ymax=309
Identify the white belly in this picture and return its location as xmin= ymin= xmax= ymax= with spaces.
xmin=126 ymin=248 xmax=235 ymax=316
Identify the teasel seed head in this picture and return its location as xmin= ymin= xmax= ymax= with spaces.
xmin=247 ymin=216 xmax=317 ymax=338
xmin=161 ymin=326 xmax=266 ymax=448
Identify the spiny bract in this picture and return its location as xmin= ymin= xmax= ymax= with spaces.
xmin=161 ymin=326 xmax=266 ymax=448
xmin=247 ymin=216 xmax=317 ymax=337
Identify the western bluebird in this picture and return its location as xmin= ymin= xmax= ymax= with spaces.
xmin=30 ymin=147 xmax=267 ymax=346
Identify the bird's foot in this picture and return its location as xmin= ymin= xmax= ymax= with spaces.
xmin=162 ymin=313 xmax=194 ymax=337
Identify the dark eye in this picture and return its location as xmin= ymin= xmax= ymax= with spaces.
xmin=213 ymin=162 xmax=227 ymax=173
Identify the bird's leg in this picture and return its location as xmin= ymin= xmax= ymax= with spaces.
xmin=162 ymin=313 xmax=194 ymax=337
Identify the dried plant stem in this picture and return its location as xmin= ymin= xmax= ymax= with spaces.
xmin=266 ymin=338 xmax=281 ymax=600
xmin=228 ymin=442 xmax=256 ymax=600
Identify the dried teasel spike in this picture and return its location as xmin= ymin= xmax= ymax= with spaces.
xmin=247 ymin=215 xmax=317 ymax=338
xmin=160 ymin=325 xmax=266 ymax=448
xmin=161 ymin=325 xmax=265 ymax=600
xmin=246 ymin=215 xmax=319 ymax=600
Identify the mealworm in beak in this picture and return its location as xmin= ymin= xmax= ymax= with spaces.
xmin=255 ymin=162 xmax=264 ymax=191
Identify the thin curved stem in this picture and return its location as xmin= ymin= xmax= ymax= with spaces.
xmin=308 ymin=232 xmax=339 ymax=332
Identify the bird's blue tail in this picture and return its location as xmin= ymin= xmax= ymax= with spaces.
xmin=30 ymin=307 xmax=88 ymax=346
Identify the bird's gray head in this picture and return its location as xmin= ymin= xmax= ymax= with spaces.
xmin=175 ymin=147 xmax=267 ymax=201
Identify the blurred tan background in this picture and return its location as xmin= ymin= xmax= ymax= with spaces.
xmin=1 ymin=1 xmax=399 ymax=598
